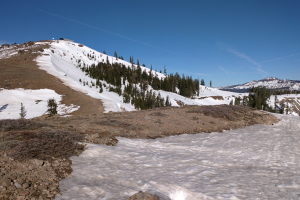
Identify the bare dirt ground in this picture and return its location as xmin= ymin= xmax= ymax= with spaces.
xmin=43 ymin=105 xmax=278 ymax=140
xmin=0 ymin=43 xmax=103 ymax=115
xmin=0 ymin=105 xmax=278 ymax=200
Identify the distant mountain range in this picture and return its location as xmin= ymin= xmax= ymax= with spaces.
xmin=222 ymin=77 xmax=300 ymax=92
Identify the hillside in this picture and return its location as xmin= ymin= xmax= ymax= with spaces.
xmin=0 ymin=41 xmax=104 ymax=118
xmin=36 ymin=40 xmax=245 ymax=111
xmin=0 ymin=40 xmax=245 ymax=118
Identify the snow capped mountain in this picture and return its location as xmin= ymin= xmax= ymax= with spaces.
xmin=222 ymin=77 xmax=300 ymax=92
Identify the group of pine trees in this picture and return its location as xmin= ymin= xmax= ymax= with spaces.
xmin=78 ymin=56 xmax=202 ymax=110
xmin=233 ymin=87 xmax=288 ymax=114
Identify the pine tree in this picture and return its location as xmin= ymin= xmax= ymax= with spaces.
xmin=114 ymin=51 xmax=118 ymax=59
xmin=165 ymin=96 xmax=171 ymax=106
xmin=200 ymin=79 xmax=205 ymax=86
xmin=163 ymin=66 xmax=167 ymax=75
xmin=209 ymin=80 xmax=212 ymax=87
xmin=20 ymin=103 xmax=26 ymax=119
xmin=47 ymin=99 xmax=58 ymax=116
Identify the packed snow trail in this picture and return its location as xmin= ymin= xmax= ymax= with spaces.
xmin=57 ymin=115 xmax=300 ymax=200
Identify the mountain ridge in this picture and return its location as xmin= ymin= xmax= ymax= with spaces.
xmin=222 ymin=77 xmax=300 ymax=92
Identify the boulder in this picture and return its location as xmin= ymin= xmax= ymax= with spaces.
xmin=128 ymin=191 xmax=160 ymax=200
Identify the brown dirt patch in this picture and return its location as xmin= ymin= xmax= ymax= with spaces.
xmin=0 ymin=121 xmax=84 ymax=200
xmin=43 ymin=105 xmax=279 ymax=140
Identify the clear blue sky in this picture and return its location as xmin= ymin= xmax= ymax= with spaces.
xmin=1 ymin=0 xmax=300 ymax=86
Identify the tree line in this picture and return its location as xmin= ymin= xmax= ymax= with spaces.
xmin=232 ymin=87 xmax=291 ymax=114
xmin=78 ymin=58 xmax=202 ymax=109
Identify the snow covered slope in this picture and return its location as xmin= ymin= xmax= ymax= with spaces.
xmin=222 ymin=77 xmax=300 ymax=92
xmin=0 ymin=88 xmax=79 ymax=119
xmin=35 ymin=40 xmax=245 ymax=112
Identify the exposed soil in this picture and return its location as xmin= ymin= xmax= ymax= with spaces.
xmin=0 ymin=43 xmax=103 ymax=115
xmin=0 ymin=124 xmax=84 ymax=200
xmin=43 ymin=105 xmax=279 ymax=140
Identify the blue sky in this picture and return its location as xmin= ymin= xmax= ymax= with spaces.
xmin=1 ymin=0 xmax=300 ymax=86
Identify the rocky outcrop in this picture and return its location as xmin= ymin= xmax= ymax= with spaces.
xmin=128 ymin=191 xmax=160 ymax=200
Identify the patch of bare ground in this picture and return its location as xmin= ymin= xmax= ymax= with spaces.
xmin=0 ymin=42 xmax=103 ymax=115
xmin=44 ymin=105 xmax=279 ymax=141
xmin=0 ymin=120 xmax=84 ymax=200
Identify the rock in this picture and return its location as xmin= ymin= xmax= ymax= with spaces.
xmin=0 ymin=186 xmax=7 ymax=191
xmin=85 ymin=133 xmax=118 ymax=146
xmin=32 ymin=159 xmax=44 ymax=166
xmin=14 ymin=182 xmax=22 ymax=189
xmin=128 ymin=191 xmax=160 ymax=200
xmin=22 ymin=183 xmax=30 ymax=189
xmin=1 ymin=178 xmax=11 ymax=187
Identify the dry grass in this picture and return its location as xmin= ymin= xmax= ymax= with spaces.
xmin=0 ymin=119 xmax=46 ymax=132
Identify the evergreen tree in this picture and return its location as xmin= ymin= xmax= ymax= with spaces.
xmin=234 ymin=97 xmax=241 ymax=105
xmin=200 ymin=79 xmax=205 ymax=86
xmin=20 ymin=103 xmax=26 ymax=119
xmin=163 ymin=66 xmax=167 ymax=75
xmin=47 ymin=99 xmax=58 ymax=116
xmin=114 ymin=51 xmax=118 ymax=59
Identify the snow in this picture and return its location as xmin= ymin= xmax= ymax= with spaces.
xmin=0 ymin=43 xmax=45 ymax=59
xmin=0 ymin=88 xmax=79 ymax=119
xmin=35 ymin=40 xmax=245 ymax=112
xmin=57 ymin=115 xmax=300 ymax=200
xmin=268 ymin=94 xmax=300 ymax=116
xmin=36 ymin=40 xmax=139 ymax=112
xmin=224 ymin=77 xmax=300 ymax=91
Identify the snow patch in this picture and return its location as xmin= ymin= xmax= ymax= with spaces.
xmin=0 ymin=88 xmax=79 ymax=119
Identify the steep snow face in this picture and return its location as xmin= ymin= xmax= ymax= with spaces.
xmin=57 ymin=115 xmax=300 ymax=200
xmin=0 ymin=88 xmax=79 ymax=119
xmin=223 ymin=77 xmax=300 ymax=91
xmin=36 ymin=40 xmax=244 ymax=112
